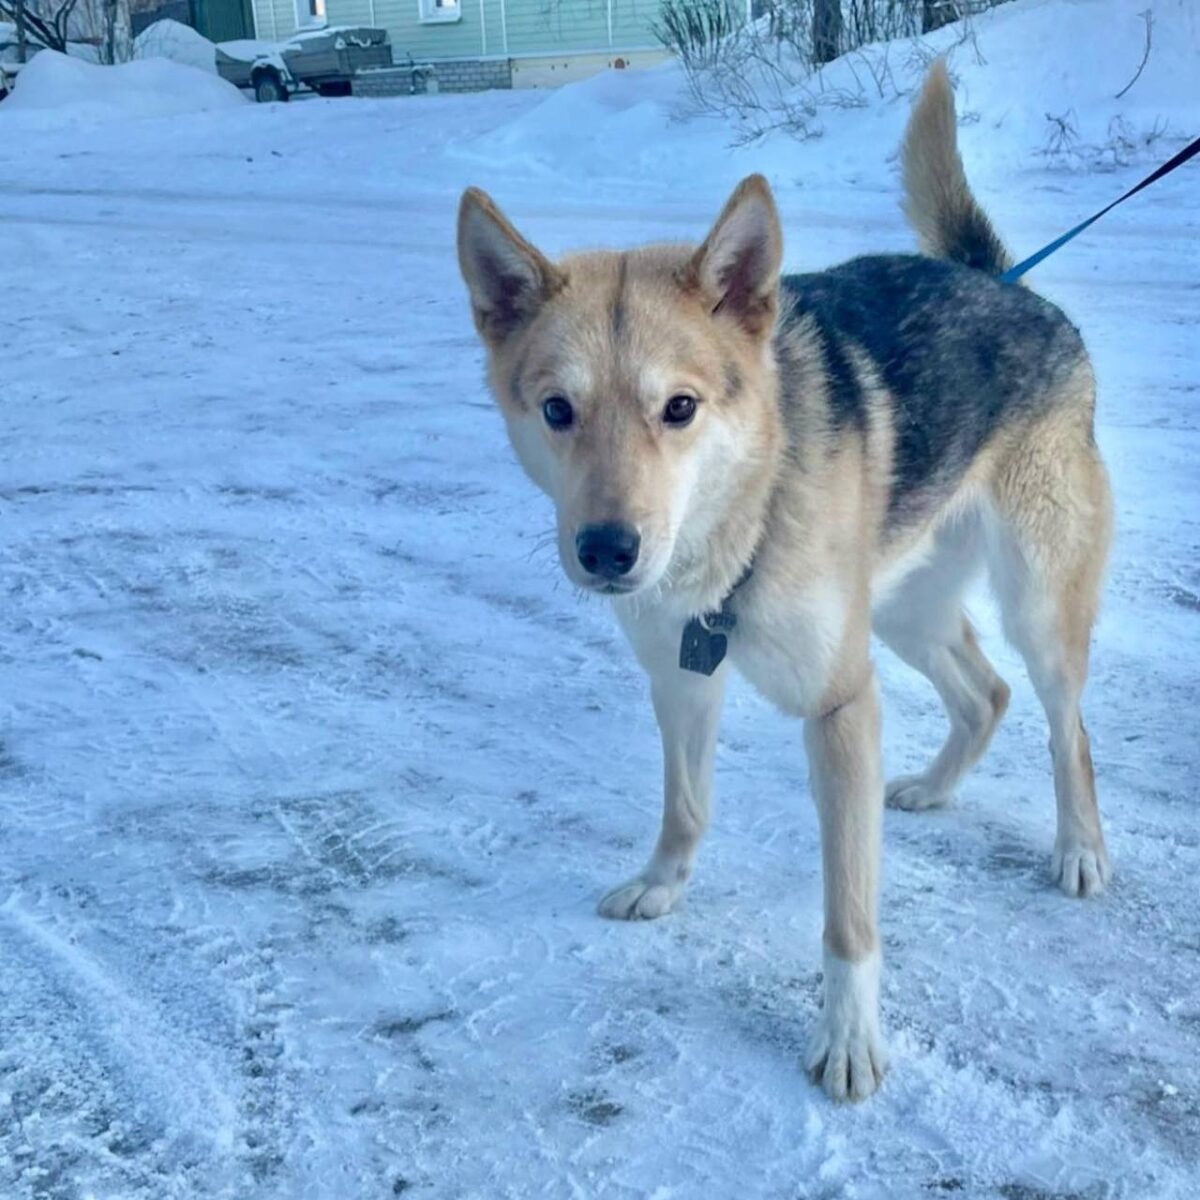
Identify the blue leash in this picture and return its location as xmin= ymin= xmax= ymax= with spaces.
xmin=999 ymin=134 xmax=1200 ymax=283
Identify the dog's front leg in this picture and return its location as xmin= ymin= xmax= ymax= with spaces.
xmin=599 ymin=608 xmax=727 ymax=920
xmin=803 ymin=672 xmax=889 ymax=1102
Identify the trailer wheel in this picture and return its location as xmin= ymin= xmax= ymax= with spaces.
xmin=253 ymin=70 xmax=289 ymax=103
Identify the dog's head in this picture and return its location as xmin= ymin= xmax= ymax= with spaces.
xmin=457 ymin=176 xmax=783 ymax=598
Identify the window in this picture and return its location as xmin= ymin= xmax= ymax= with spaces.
xmin=296 ymin=0 xmax=326 ymax=27
xmin=419 ymin=0 xmax=461 ymax=24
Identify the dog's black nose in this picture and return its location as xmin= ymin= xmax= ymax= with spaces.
xmin=576 ymin=523 xmax=640 ymax=579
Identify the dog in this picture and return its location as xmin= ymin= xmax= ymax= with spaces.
xmin=455 ymin=62 xmax=1112 ymax=1102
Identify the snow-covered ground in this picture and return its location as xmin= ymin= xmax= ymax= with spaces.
xmin=1 ymin=1 xmax=1198 ymax=1196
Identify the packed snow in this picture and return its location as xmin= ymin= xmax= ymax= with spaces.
xmin=1 ymin=0 xmax=1197 ymax=1197
xmin=134 ymin=18 xmax=220 ymax=75
xmin=1 ymin=49 xmax=244 ymax=123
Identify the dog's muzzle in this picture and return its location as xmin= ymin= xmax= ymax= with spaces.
xmin=575 ymin=523 xmax=640 ymax=581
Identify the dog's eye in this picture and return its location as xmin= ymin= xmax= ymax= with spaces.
xmin=542 ymin=397 xmax=574 ymax=430
xmin=662 ymin=395 xmax=697 ymax=427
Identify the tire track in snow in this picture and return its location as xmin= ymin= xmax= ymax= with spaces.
xmin=185 ymin=928 xmax=294 ymax=1189
xmin=0 ymin=890 xmax=240 ymax=1199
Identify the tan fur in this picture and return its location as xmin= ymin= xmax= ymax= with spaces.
xmin=805 ymin=674 xmax=883 ymax=962
xmin=901 ymin=59 xmax=1012 ymax=273
xmin=983 ymin=363 xmax=1113 ymax=884
xmin=456 ymin=64 xmax=1113 ymax=1104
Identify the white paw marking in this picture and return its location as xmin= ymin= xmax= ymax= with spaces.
xmin=805 ymin=948 xmax=889 ymax=1103
xmin=1052 ymin=839 xmax=1111 ymax=898
xmin=885 ymin=774 xmax=952 ymax=811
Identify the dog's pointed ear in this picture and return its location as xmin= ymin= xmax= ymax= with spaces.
xmin=458 ymin=188 xmax=565 ymax=346
xmin=684 ymin=175 xmax=783 ymax=339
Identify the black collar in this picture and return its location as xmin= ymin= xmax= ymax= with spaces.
xmin=678 ymin=564 xmax=753 ymax=676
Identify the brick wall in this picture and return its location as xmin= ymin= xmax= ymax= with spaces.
xmin=353 ymin=68 xmax=432 ymax=97
xmin=353 ymin=58 xmax=513 ymax=97
xmin=430 ymin=58 xmax=513 ymax=93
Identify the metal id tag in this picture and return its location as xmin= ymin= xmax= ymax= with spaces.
xmin=679 ymin=616 xmax=729 ymax=675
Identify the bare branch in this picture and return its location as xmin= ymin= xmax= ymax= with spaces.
xmin=1115 ymin=9 xmax=1153 ymax=101
xmin=54 ymin=0 xmax=83 ymax=49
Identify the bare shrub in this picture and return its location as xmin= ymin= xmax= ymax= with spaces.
xmin=654 ymin=0 xmax=741 ymax=71
xmin=0 ymin=0 xmax=82 ymax=54
xmin=654 ymin=0 xmax=1001 ymax=143
xmin=1039 ymin=108 xmax=1175 ymax=172
xmin=0 ymin=0 xmax=134 ymax=62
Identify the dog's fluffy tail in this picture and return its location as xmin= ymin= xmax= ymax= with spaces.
xmin=902 ymin=61 xmax=1012 ymax=276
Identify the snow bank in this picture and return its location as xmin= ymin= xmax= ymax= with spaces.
xmin=924 ymin=0 xmax=1198 ymax=171
xmin=463 ymin=0 xmax=1198 ymax=191
xmin=134 ymin=18 xmax=218 ymax=75
xmin=1 ymin=49 xmax=245 ymax=124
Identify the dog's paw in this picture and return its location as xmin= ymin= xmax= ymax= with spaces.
xmin=597 ymin=865 xmax=687 ymax=920
xmin=885 ymin=774 xmax=952 ymax=811
xmin=1052 ymin=839 xmax=1111 ymax=898
xmin=806 ymin=1020 xmax=889 ymax=1103
xmin=805 ymin=949 xmax=888 ymax=1103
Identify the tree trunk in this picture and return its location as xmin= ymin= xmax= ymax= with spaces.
xmin=812 ymin=0 xmax=842 ymax=65
xmin=15 ymin=0 xmax=28 ymax=61
xmin=922 ymin=0 xmax=959 ymax=33
xmin=104 ymin=0 xmax=133 ymax=63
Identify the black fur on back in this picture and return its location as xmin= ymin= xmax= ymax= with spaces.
xmin=776 ymin=255 xmax=1088 ymax=528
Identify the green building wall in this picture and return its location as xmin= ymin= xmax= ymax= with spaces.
xmin=249 ymin=0 xmax=665 ymax=61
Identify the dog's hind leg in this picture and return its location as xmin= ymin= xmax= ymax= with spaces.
xmin=874 ymin=518 xmax=1010 ymax=811
xmin=599 ymin=607 xmax=727 ymax=920
xmin=986 ymin=410 xmax=1113 ymax=897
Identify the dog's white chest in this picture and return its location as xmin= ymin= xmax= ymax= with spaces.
xmin=729 ymin=579 xmax=848 ymax=717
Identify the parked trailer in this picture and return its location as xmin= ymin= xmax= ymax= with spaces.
xmin=216 ymin=26 xmax=393 ymax=102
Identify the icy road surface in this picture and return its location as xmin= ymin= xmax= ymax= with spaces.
xmin=2 ymin=63 xmax=1199 ymax=1200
